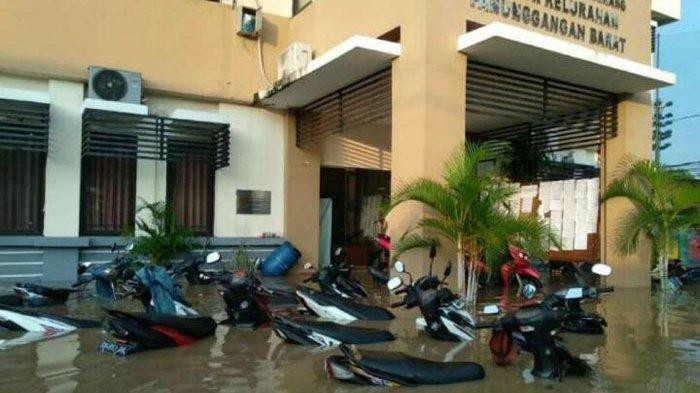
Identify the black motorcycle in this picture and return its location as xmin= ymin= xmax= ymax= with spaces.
xmin=325 ymin=344 xmax=485 ymax=386
xmin=216 ymin=269 xmax=273 ymax=329
xmin=389 ymin=260 xmax=475 ymax=342
xmin=0 ymin=282 xmax=80 ymax=307
xmin=477 ymin=285 xmax=614 ymax=379
xmin=271 ymin=315 xmax=395 ymax=346
xmin=74 ymin=242 xmax=138 ymax=300
xmin=169 ymin=240 xmax=222 ymax=285
xmin=302 ymin=251 xmax=368 ymax=300
xmin=99 ymin=309 xmax=216 ymax=356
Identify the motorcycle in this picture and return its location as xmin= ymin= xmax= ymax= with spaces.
xmin=0 ymin=303 xmax=100 ymax=334
xmin=295 ymin=284 xmax=394 ymax=321
xmin=216 ymin=267 xmax=272 ymax=329
xmin=388 ymin=260 xmax=475 ymax=342
xmin=500 ymin=245 xmax=543 ymax=299
xmin=477 ymin=279 xmax=614 ymax=379
xmin=271 ymin=315 xmax=395 ymax=346
xmin=74 ymin=242 xmax=138 ymax=300
xmin=121 ymin=264 xmax=200 ymax=317
xmin=99 ymin=309 xmax=216 ymax=356
xmin=302 ymin=251 xmax=368 ymax=300
xmin=169 ymin=239 xmax=222 ymax=285
xmin=0 ymin=283 xmax=81 ymax=307
xmin=501 ymin=263 xmax=613 ymax=335
xmin=325 ymin=343 xmax=485 ymax=386
xmin=368 ymin=233 xmax=391 ymax=284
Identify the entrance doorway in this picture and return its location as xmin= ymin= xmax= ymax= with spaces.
xmin=319 ymin=167 xmax=390 ymax=267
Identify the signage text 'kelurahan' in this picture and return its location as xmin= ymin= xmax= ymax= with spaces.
xmin=470 ymin=0 xmax=627 ymax=53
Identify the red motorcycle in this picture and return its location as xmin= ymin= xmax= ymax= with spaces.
xmin=500 ymin=245 xmax=542 ymax=299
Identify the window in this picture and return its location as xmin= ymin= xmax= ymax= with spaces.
xmin=80 ymin=156 xmax=136 ymax=235
xmin=0 ymin=98 xmax=49 ymax=235
xmin=167 ymin=157 xmax=214 ymax=235
xmin=0 ymin=150 xmax=46 ymax=234
xmin=293 ymin=0 xmax=313 ymax=15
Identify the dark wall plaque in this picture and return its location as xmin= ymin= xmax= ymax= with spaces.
xmin=236 ymin=190 xmax=271 ymax=215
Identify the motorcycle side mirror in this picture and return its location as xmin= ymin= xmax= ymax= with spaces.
xmin=393 ymin=261 xmax=405 ymax=273
xmin=125 ymin=243 xmax=134 ymax=252
xmin=206 ymin=251 xmax=221 ymax=264
xmin=592 ymin=263 xmax=612 ymax=276
xmin=387 ymin=276 xmax=403 ymax=291
xmin=443 ymin=260 xmax=452 ymax=278
xmin=304 ymin=263 xmax=313 ymax=270
xmin=482 ymin=304 xmax=500 ymax=315
xmin=429 ymin=245 xmax=437 ymax=259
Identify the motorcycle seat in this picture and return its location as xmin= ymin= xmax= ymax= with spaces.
xmin=104 ymin=310 xmax=216 ymax=338
xmin=274 ymin=316 xmax=395 ymax=344
xmin=354 ymin=348 xmax=485 ymax=385
xmin=298 ymin=287 xmax=394 ymax=321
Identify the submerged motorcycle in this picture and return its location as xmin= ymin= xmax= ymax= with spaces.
xmin=216 ymin=267 xmax=272 ymax=329
xmin=303 ymin=248 xmax=369 ymax=299
xmin=169 ymin=239 xmax=222 ymax=285
xmin=296 ymin=284 xmax=394 ymax=321
xmin=0 ymin=282 xmax=80 ymax=307
xmin=501 ymin=245 xmax=543 ymax=299
xmin=325 ymin=344 xmax=485 ymax=386
xmin=511 ymin=263 xmax=613 ymax=335
xmin=271 ymin=315 xmax=395 ymax=346
xmin=477 ymin=265 xmax=614 ymax=380
xmin=99 ymin=309 xmax=216 ymax=356
xmin=389 ymin=260 xmax=475 ymax=342
xmin=74 ymin=242 xmax=138 ymax=300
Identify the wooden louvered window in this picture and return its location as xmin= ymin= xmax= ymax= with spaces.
xmin=0 ymin=150 xmax=46 ymax=234
xmin=80 ymin=156 xmax=136 ymax=235
xmin=167 ymin=157 xmax=214 ymax=236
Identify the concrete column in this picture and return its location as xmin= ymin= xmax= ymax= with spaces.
xmin=44 ymin=80 xmax=83 ymax=237
xmin=283 ymin=114 xmax=320 ymax=273
xmin=601 ymin=93 xmax=653 ymax=288
xmin=388 ymin=2 xmax=467 ymax=280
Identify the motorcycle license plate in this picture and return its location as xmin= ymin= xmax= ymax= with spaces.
xmin=98 ymin=340 xmax=141 ymax=356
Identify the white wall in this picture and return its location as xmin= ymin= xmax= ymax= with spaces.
xmin=218 ymin=104 xmax=285 ymax=237
xmin=44 ymin=80 xmax=84 ymax=236
xmin=147 ymin=96 xmax=286 ymax=238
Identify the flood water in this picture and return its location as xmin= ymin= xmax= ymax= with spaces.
xmin=1 ymin=274 xmax=698 ymax=393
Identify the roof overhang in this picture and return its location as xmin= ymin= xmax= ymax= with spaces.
xmin=258 ymin=35 xmax=401 ymax=109
xmin=458 ymin=23 xmax=676 ymax=94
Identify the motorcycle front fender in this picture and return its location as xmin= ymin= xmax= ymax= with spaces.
xmin=517 ymin=268 xmax=542 ymax=286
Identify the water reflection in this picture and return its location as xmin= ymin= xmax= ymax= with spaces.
xmin=0 ymin=279 xmax=697 ymax=393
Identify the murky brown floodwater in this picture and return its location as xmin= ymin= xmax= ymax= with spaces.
xmin=1 ymin=274 xmax=698 ymax=393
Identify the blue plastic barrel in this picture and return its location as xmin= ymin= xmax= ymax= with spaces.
xmin=259 ymin=241 xmax=301 ymax=276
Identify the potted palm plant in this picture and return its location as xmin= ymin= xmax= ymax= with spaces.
xmin=602 ymin=159 xmax=700 ymax=291
xmin=387 ymin=142 xmax=556 ymax=312
xmin=129 ymin=200 xmax=200 ymax=267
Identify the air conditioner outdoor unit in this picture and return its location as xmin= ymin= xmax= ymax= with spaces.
xmin=277 ymin=43 xmax=313 ymax=83
xmin=87 ymin=66 xmax=142 ymax=104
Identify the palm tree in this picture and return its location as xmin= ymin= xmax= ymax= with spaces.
xmin=602 ymin=159 xmax=700 ymax=291
xmin=388 ymin=142 xmax=556 ymax=312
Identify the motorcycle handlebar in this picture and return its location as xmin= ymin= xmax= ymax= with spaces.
xmin=394 ymin=287 xmax=408 ymax=295
xmin=598 ymin=286 xmax=614 ymax=294
xmin=390 ymin=301 xmax=405 ymax=308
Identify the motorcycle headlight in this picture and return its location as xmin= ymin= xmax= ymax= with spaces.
xmin=521 ymin=283 xmax=537 ymax=299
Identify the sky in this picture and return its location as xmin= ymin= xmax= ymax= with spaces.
xmin=657 ymin=2 xmax=700 ymax=166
